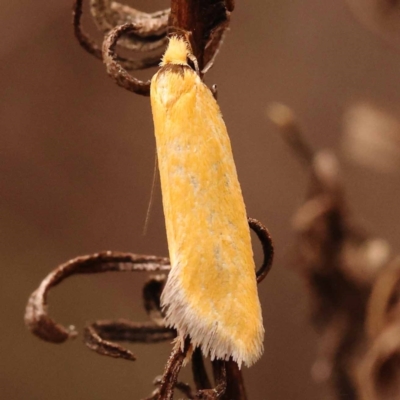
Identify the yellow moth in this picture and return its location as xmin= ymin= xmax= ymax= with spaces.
xmin=150 ymin=37 xmax=263 ymax=367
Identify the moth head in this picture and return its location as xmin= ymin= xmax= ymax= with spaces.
xmin=160 ymin=36 xmax=190 ymax=66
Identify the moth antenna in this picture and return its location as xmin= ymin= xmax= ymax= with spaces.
xmin=187 ymin=52 xmax=200 ymax=75
xmin=143 ymin=151 xmax=159 ymax=236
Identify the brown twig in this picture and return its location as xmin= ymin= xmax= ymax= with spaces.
xmin=223 ymin=361 xmax=248 ymax=400
xmin=25 ymin=216 xmax=273 ymax=398
xmin=73 ymin=0 xmax=103 ymax=60
xmin=73 ymin=0 xmax=167 ymax=62
xmin=192 ymin=348 xmax=213 ymax=391
xmin=24 ymin=251 xmax=170 ymax=343
xmin=168 ymin=0 xmax=234 ymax=74
xmin=193 ymin=360 xmax=227 ymax=400
xmin=248 ymin=217 xmax=274 ymax=284
xmin=151 ymin=376 xmax=195 ymax=400
xmin=143 ymin=275 xmax=167 ymax=324
xmin=156 ymin=339 xmax=191 ymax=400
xmin=25 ymin=218 xmax=272 ymax=345
xmin=101 ymin=23 xmax=155 ymax=96
xmin=73 ymin=0 xmax=233 ymax=96
xmin=84 ymin=320 xmax=175 ymax=360
xmin=90 ymin=0 xmax=169 ymax=39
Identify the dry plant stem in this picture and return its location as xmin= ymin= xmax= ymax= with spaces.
xmin=161 ymin=356 xmax=227 ymax=400
xmin=109 ymin=7 xmax=168 ymax=38
xmin=149 ymin=377 xmax=195 ymax=400
xmin=83 ymin=276 xmax=172 ymax=361
xmin=143 ymin=275 xmax=166 ymax=324
xmin=192 ymin=348 xmax=213 ymax=391
xmin=90 ymin=0 xmax=120 ymax=31
xmin=169 ymin=0 xmax=234 ymax=73
xmin=248 ymin=217 xmax=274 ymax=283
xmin=223 ymin=361 xmax=248 ymax=400
xmin=90 ymin=0 xmax=169 ymax=38
xmin=100 ymin=0 xmax=235 ymax=95
xmin=73 ymin=0 xmax=233 ymax=95
xmin=73 ymin=0 xmax=103 ymax=60
xmin=25 ymin=217 xmax=272 ymax=399
xmin=212 ymin=361 xmax=228 ymax=395
xmin=73 ymin=0 xmax=164 ymax=71
xmin=157 ymin=339 xmax=191 ymax=400
xmin=173 ymin=381 xmax=195 ymax=399
xmin=194 ymin=361 xmax=227 ymax=400
xmin=102 ymin=23 xmax=154 ymax=96
xmin=192 ymin=344 xmax=247 ymax=400
xmin=90 ymin=0 xmax=168 ymax=53
xmin=101 ymin=23 xmax=161 ymax=71
xmin=24 ymin=251 xmax=170 ymax=343
xmin=84 ymin=320 xmax=175 ymax=360
xmin=98 ymin=0 xmax=234 ymax=96
xmin=25 ymin=218 xmax=272 ymax=342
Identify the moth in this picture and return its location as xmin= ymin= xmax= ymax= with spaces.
xmin=150 ymin=37 xmax=263 ymax=368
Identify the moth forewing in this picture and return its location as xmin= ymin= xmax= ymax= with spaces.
xmin=150 ymin=37 xmax=264 ymax=367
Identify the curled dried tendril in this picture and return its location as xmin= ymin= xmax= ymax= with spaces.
xmin=73 ymin=0 xmax=234 ymax=96
xmin=25 ymin=218 xmax=273 ymax=399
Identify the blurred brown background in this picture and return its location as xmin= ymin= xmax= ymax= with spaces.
xmin=1 ymin=1 xmax=400 ymax=399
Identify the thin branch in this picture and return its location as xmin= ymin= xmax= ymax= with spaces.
xmin=156 ymin=339 xmax=191 ymax=400
xmin=223 ymin=361 xmax=248 ymax=400
xmin=24 ymin=217 xmax=272 ymax=345
xmin=73 ymin=0 xmax=167 ymax=61
xmin=102 ymin=23 xmax=156 ymax=96
xmin=90 ymin=0 xmax=169 ymax=38
xmin=192 ymin=348 xmax=213 ymax=391
xmin=24 ymin=251 xmax=170 ymax=343
xmin=84 ymin=320 xmax=175 ymax=360
xmin=142 ymin=275 xmax=166 ymax=324
xmin=168 ymin=0 xmax=234 ymax=73
xmin=248 ymin=218 xmax=274 ymax=284
xmin=149 ymin=375 xmax=195 ymax=400
xmin=193 ymin=360 xmax=227 ymax=400
xmin=73 ymin=0 xmax=103 ymax=60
